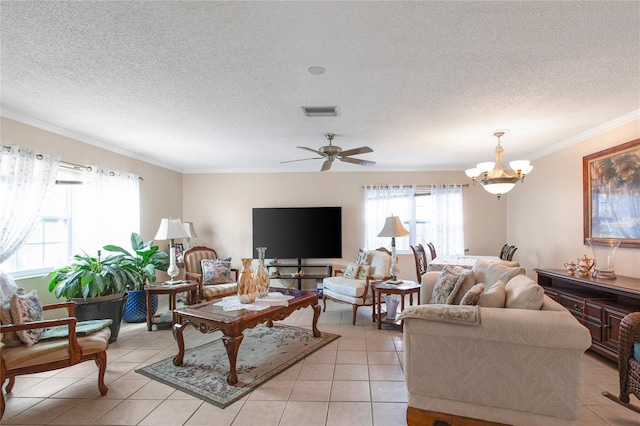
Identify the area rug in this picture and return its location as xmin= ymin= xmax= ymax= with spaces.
xmin=135 ymin=324 xmax=340 ymax=408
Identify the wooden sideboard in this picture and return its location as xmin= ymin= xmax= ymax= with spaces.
xmin=535 ymin=268 xmax=640 ymax=362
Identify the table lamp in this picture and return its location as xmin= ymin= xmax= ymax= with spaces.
xmin=377 ymin=215 xmax=410 ymax=284
xmin=182 ymin=221 xmax=198 ymax=249
xmin=154 ymin=217 xmax=187 ymax=284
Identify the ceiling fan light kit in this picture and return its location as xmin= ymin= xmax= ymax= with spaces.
xmin=465 ymin=131 xmax=533 ymax=200
xmin=282 ymin=133 xmax=376 ymax=171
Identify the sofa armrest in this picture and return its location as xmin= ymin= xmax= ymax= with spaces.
xmin=419 ymin=271 xmax=441 ymax=304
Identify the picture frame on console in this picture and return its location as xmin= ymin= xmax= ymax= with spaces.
xmin=174 ymin=243 xmax=184 ymax=267
xmin=583 ymin=138 xmax=640 ymax=248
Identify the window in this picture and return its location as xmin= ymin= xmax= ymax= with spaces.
xmin=3 ymin=167 xmax=140 ymax=278
xmin=364 ymin=184 xmax=464 ymax=255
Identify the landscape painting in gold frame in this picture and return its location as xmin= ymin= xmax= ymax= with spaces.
xmin=583 ymin=138 xmax=640 ymax=248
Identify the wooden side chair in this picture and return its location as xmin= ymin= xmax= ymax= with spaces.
xmin=183 ymin=246 xmax=238 ymax=302
xmin=499 ymin=244 xmax=510 ymax=259
xmin=426 ymin=242 xmax=437 ymax=261
xmin=506 ymin=246 xmax=518 ymax=261
xmin=410 ymin=244 xmax=428 ymax=283
xmin=1 ymin=301 xmax=110 ymax=420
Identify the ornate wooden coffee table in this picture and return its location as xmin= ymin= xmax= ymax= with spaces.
xmin=172 ymin=289 xmax=321 ymax=385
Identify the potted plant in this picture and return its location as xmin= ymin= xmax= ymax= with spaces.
xmin=103 ymin=232 xmax=169 ymax=323
xmin=47 ymin=251 xmax=130 ymax=343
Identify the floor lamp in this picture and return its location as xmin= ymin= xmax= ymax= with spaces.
xmin=377 ymin=215 xmax=410 ymax=284
xmin=154 ymin=218 xmax=187 ymax=284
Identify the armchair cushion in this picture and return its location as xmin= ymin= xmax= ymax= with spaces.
xmin=0 ymin=289 xmax=24 ymax=347
xmin=201 ymin=259 xmax=234 ymax=284
xmin=10 ymin=290 xmax=44 ymax=346
xmin=369 ymin=250 xmax=391 ymax=279
xmin=323 ymin=276 xmax=368 ymax=298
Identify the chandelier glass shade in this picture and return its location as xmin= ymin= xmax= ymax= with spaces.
xmin=465 ymin=131 xmax=533 ymax=199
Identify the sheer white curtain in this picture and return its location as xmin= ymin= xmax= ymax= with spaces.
xmin=72 ymin=167 xmax=140 ymax=255
xmin=429 ymin=184 xmax=465 ymax=255
xmin=364 ymin=185 xmax=415 ymax=250
xmin=0 ymin=146 xmax=60 ymax=263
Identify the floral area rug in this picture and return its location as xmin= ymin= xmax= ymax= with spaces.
xmin=135 ymin=324 xmax=340 ymax=408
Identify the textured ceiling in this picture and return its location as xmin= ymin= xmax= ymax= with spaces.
xmin=1 ymin=1 xmax=639 ymax=173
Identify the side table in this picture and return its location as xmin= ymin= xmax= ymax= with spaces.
xmin=373 ymin=280 xmax=421 ymax=330
xmin=145 ymin=281 xmax=199 ymax=331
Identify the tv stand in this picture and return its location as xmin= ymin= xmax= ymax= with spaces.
xmin=267 ymin=258 xmax=332 ymax=291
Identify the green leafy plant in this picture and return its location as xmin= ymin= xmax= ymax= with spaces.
xmin=103 ymin=232 xmax=169 ymax=290
xmin=48 ymin=251 xmax=130 ymax=300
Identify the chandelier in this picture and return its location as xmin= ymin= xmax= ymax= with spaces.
xmin=465 ymin=131 xmax=533 ymax=200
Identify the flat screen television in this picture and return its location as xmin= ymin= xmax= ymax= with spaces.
xmin=252 ymin=207 xmax=342 ymax=259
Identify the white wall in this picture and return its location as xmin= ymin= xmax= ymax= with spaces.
xmin=508 ymin=119 xmax=640 ymax=279
xmin=183 ymin=171 xmax=506 ymax=287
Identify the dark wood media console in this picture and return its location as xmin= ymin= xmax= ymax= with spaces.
xmin=535 ymin=268 xmax=640 ymax=362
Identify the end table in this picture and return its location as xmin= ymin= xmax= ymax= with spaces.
xmin=144 ymin=281 xmax=199 ymax=331
xmin=373 ymin=280 xmax=421 ymax=330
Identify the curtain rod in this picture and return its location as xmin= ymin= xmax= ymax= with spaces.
xmin=363 ymin=184 xmax=469 ymax=189
xmin=2 ymin=144 xmax=143 ymax=180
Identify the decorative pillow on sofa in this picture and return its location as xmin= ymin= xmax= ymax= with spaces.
xmin=505 ymin=275 xmax=545 ymax=310
xmin=431 ymin=266 xmax=466 ymax=304
xmin=460 ymin=283 xmax=485 ymax=306
xmin=343 ymin=263 xmax=359 ymax=279
xmin=478 ymin=280 xmax=506 ymax=308
xmin=1 ymin=287 xmax=24 ymax=347
xmin=10 ymin=290 xmax=44 ymax=347
xmin=472 ymin=261 xmax=525 ymax=288
xmin=356 ymin=264 xmax=371 ymax=280
xmin=201 ymin=259 xmax=234 ymax=284
xmin=451 ymin=266 xmax=477 ymax=304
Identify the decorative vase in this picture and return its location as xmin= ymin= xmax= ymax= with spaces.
xmin=254 ymin=247 xmax=270 ymax=298
xmin=385 ymin=295 xmax=400 ymax=320
xmin=238 ymin=258 xmax=257 ymax=303
xmin=587 ymin=238 xmax=622 ymax=280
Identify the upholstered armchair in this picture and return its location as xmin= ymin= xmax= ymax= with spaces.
xmin=182 ymin=246 xmax=238 ymax=302
xmin=322 ymin=247 xmax=391 ymax=325
xmin=1 ymin=300 xmax=110 ymax=420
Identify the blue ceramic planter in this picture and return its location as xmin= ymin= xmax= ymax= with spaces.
xmin=124 ymin=289 xmax=158 ymax=323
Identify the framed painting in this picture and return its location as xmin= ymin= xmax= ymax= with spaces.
xmin=583 ymin=138 xmax=640 ymax=248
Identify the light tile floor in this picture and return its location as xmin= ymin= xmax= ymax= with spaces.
xmin=3 ymin=299 xmax=640 ymax=425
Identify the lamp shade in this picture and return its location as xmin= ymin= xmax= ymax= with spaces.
xmin=182 ymin=221 xmax=198 ymax=238
xmin=377 ymin=216 xmax=410 ymax=238
xmin=154 ymin=218 xmax=187 ymax=241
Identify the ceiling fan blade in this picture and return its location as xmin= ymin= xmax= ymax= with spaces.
xmin=297 ymin=146 xmax=323 ymax=155
xmin=340 ymin=156 xmax=376 ymax=167
xmin=340 ymin=146 xmax=373 ymax=157
xmin=321 ymin=159 xmax=333 ymax=172
xmin=280 ymin=157 xmax=323 ymax=164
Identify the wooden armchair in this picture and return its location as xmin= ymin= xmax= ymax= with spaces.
xmin=183 ymin=246 xmax=238 ymax=302
xmin=1 ymin=301 xmax=110 ymax=420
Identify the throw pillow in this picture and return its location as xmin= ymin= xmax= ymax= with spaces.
xmin=505 ymin=275 xmax=545 ymax=310
xmin=355 ymin=249 xmax=372 ymax=265
xmin=472 ymin=261 xmax=525 ymax=288
xmin=343 ymin=263 xmax=359 ymax=279
xmin=201 ymin=259 xmax=234 ymax=285
xmin=451 ymin=266 xmax=477 ymax=304
xmin=10 ymin=290 xmax=44 ymax=347
xmin=431 ymin=266 xmax=467 ymax=305
xmin=478 ymin=280 xmax=506 ymax=308
xmin=356 ymin=265 xmax=371 ymax=280
xmin=1 ymin=287 xmax=25 ymax=347
xmin=0 ymin=271 xmax=18 ymax=298
xmin=460 ymin=283 xmax=485 ymax=306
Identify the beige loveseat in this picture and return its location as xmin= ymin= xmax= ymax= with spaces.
xmin=401 ymin=263 xmax=592 ymax=426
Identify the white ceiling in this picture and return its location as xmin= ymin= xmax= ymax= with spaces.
xmin=1 ymin=1 xmax=639 ymax=173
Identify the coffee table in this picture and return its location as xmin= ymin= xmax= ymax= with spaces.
xmin=172 ymin=289 xmax=321 ymax=385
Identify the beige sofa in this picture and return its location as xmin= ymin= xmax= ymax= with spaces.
xmin=401 ymin=266 xmax=592 ymax=426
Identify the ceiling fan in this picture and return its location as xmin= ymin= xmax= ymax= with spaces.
xmin=281 ymin=133 xmax=376 ymax=171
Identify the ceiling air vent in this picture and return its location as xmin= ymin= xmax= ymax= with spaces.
xmin=302 ymin=106 xmax=338 ymax=117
